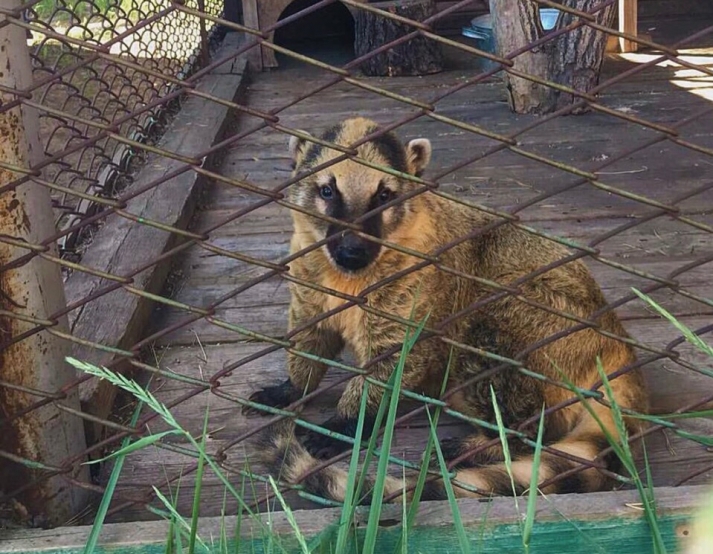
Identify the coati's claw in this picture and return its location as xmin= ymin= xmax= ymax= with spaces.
xmin=438 ymin=436 xmax=467 ymax=464
xmin=302 ymin=430 xmax=351 ymax=459
xmin=241 ymin=379 xmax=301 ymax=417
xmin=301 ymin=415 xmax=370 ymax=459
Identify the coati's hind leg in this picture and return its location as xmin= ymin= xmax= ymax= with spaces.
xmin=439 ymin=432 xmax=532 ymax=469
xmin=302 ymin=374 xmax=379 ymax=459
xmin=440 ymin=350 xmax=544 ymax=468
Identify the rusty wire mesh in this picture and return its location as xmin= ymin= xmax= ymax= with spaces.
xmin=19 ymin=0 xmax=223 ymax=259
xmin=2 ymin=0 xmax=713 ymax=530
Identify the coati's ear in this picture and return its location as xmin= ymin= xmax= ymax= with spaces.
xmin=288 ymin=131 xmax=312 ymax=167
xmin=406 ymin=138 xmax=432 ymax=176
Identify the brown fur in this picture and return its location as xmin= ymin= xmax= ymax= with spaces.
xmin=245 ymin=117 xmax=649 ymax=501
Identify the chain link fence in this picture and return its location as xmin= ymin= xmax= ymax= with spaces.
xmin=2 ymin=0 xmax=713 ymax=533
xmin=21 ymin=0 xmax=223 ymax=259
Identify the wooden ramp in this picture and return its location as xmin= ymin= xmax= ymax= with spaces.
xmin=108 ymin=45 xmax=713 ymax=522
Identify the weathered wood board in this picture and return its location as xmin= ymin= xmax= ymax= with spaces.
xmin=1 ymin=486 xmax=708 ymax=553
xmin=63 ymin=34 xmax=250 ymax=445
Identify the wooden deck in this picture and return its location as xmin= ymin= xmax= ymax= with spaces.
xmin=107 ymin=31 xmax=713 ymax=522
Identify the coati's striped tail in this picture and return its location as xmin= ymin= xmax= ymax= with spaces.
xmin=257 ymin=418 xmax=622 ymax=504
xmin=256 ymin=420 xmax=442 ymax=504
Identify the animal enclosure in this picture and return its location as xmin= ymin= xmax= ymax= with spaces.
xmin=2 ymin=0 xmax=713 ymax=552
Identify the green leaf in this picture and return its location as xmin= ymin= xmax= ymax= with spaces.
xmin=84 ymin=431 xmax=179 ymax=465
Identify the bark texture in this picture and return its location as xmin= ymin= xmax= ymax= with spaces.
xmin=355 ymin=0 xmax=443 ymax=77
xmin=489 ymin=0 xmax=616 ymax=114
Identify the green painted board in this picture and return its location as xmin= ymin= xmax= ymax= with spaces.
xmin=0 ymin=485 xmax=707 ymax=554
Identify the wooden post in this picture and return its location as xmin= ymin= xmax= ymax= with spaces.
xmin=241 ymin=0 xmax=263 ymax=70
xmin=0 ymin=3 xmax=90 ymax=526
xmin=489 ymin=0 xmax=616 ymax=115
xmin=618 ymin=0 xmax=638 ymax=53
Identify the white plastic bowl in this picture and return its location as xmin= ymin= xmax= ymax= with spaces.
xmin=466 ymin=9 xmax=560 ymax=33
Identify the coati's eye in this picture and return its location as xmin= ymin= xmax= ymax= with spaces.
xmin=378 ymin=187 xmax=394 ymax=204
xmin=319 ymin=184 xmax=334 ymax=200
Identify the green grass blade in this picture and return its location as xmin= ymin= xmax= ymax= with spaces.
xmin=188 ymin=406 xmax=211 ymax=554
xmin=522 ymin=408 xmax=546 ymax=552
xmin=153 ymin=485 xmax=208 ymax=550
xmin=427 ymin=409 xmax=471 ymax=554
xmin=593 ymin=360 xmax=667 ymax=554
xmin=268 ymin=476 xmax=311 ymax=554
xmin=633 ymin=410 xmax=713 ymax=421
xmin=335 ymin=384 xmax=372 ymax=553
xmin=392 ymin=346 xmax=456 ymax=554
xmin=343 ymin=382 xmax=389 ymax=519
xmin=632 ymin=288 xmax=713 ymax=358
xmin=84 ymin=431 xmax=180 ymax=465
xmin=66 ymin=357 xmax=180 ymax=430
xmin=69 ymin=356 xmax=285 ymax=552
xmin=219 ymin=489 xmax=229 ymax=554
xmin=234 ymin=469 xmax=248 ymax=554
xmin=489 ymin=385 xmax=520 ymax=516
xmin=82 ymin=399 xmax=144 ymax=554
xmin=172 ymin=514 xmax=183 ymax=554
xmin=362 ymin=315 xmax=429 ymax=554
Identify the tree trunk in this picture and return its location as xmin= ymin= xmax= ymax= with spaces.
xmin=0 ymin=1 xmax=90 ymax=525
xmin=489 ymin=0 xmax=616 ymax=114
xmin=354 ymin=0 xmax=443 ymax=77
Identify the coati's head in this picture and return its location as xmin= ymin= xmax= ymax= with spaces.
xmin=287 ymin=117 xmax=432 ymax=273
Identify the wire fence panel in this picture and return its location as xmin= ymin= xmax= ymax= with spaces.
xmin=1 ymin=0 xmax=713 ymax=533
xmin=23 ymin=0 xmax=223 ymax=258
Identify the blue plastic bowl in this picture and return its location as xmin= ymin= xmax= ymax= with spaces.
xmin=539 ymin=8 xmax=560 ymax=31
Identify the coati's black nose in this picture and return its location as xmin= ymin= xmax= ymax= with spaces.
xmin=327 ymin=230 xmax=379 ymax=271
xmin=334 ymin=244 xmax=370 ymax=270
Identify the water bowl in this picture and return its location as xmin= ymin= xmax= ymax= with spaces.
xmin=539 ymin=8 xmax=561 ymax=31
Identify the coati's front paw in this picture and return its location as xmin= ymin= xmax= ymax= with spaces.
xmin=438 ymin=436 xmax=468 ymax=464
xmin=242 ymin=379 xmax=301 ymax=417
xmin=302 ymin=429 xmax=351 ymax=460
xmin=433 ymin=436 xmax=482 ymax=469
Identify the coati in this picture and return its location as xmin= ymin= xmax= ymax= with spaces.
xmin=243 ymin=117 xmax=648 ymax=502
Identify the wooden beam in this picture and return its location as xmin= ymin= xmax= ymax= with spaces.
xmin=0 ymin=486 xmax=706 ymax=553
xmin=618 ymin=0 xmax=639 ymax=53
xmin=63 ymin=33 xmax=249 ymax=447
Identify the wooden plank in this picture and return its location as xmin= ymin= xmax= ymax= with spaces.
xmin=619 ymin=0 xmax=639 ymax=53
xmin=241 ymin=0 xmax=262 ymax=70
xmin=0 ymin=8 xmax=90 ymax=524
xmin=63 ymin=35 xmax=249 ymax=446
xmin=0 ymin=485 xmax=707 ymax=552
